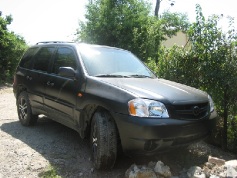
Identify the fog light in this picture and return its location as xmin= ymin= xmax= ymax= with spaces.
xmin=144 ymin=140 xmax=158 ymax=151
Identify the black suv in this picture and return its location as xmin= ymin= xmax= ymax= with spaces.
xmin=13 ymin=41 xmax=218 ymax=170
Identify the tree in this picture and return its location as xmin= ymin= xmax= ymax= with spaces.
xmin=76 ymin=0 xmax=160 ymax=60
xmin=154 ymin=0 xmax=175 ymax=17
xmin=187 ymin=5 xmax=237 ymax=150
xmin=149 ymin=4 xmax=237 ymax=151
xmin=76 ymin=0 xmax=189 ymax=61
xmin=0 ymin=13 xmax=27 ymax=83
xmin=160 ymin=11 xmax=189 ymax=36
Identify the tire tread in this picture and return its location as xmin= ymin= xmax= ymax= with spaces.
xmin=91 ymin=111 xmax=117 ymax=170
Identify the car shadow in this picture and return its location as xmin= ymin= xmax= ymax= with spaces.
xmin=0 ymin=116 xmax=138 ymax=177
xmin=1 ymin=117 xmax=234 ymax=177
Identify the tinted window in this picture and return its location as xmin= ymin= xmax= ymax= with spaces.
xmin=19 ymin=48 xmax=38 ymax=69
xmin=33 ymin=47 xmax=55 ymax=72
xmin=52 ymin=47 xmax=77 ymax=74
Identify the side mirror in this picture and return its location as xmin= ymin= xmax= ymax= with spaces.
xmin=58 ymin=67 xmax=76 ymax=78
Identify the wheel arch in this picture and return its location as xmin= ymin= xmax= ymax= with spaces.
xmin=79 ymin=104 xmax=121 ymax=142
xmin=14 ymin=84 xmax=27 ymax=99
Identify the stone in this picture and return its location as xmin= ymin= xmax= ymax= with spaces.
xmin=225 ymin=160 xmax=237 ymax=170
xmin=179 ymin=169 xmax=189 ymax=178
xmin=125 ymin=164 xmax=139 ymax=177
xmin=208 ymin=156 xmax=225 ymax=166
xmin=209 ymin=175 xmax=219 ymax=178
xmin=219 ymin=171 xmax=226 ymax=178
xmin=154 ymin=161 xmax=172 ymax=177
xmin=187 ymin=166 xmax=206 ymax=178
xmin=209 ymin=165 xmax=226 ymax=178
xmin=203 ymin=167 xmax=211 ymax=177
xmin=79 ymin=172 xmax=83 ymax=177
xmin=204 ymin=162 xmax=215 ymax=169
xmin=125 ymin=164 xmax=157 ymax=178
xmin=125 ymin=158 xmax=237 ymax=178
xmin=148 ymin=161 xmax=156 ymax=169
xmin=226 ymin=165 xmax=237 ymax=178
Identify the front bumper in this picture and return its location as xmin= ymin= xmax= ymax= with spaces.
xmin=113 ymin=111 xmax=218 ymax=155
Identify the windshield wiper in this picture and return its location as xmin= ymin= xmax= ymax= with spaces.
xmin=128 ymin=74 xmax=153 ymax=78
xmin=94 ymin=74 xmax=131 ymax=78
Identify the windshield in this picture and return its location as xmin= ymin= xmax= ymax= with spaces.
xmin=78 ymin=44 xmax=156 ymax=78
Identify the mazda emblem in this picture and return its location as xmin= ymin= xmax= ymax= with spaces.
xmin=193 ymin=106 xmax=200 ymax=116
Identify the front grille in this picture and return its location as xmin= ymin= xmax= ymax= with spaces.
xmin=167 ymin=102 xmax=209 ymax=120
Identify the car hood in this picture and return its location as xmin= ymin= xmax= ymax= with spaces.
xmin=98 ymin=78 xmax=208 ymax=104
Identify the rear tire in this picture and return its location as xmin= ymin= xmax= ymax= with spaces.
xmin=90 ymin=111 xmax=117 ymax=170
xmin=17 ymin=91 xmax=38 ymax=126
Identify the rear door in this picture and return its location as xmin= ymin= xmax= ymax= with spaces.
xmin=44 ymin=46 xmax=79 ymax=127
xmin=27 ymin=46 xmax=56 ymax=113
xmin=15 ymin=47 xmax=39 ymax=94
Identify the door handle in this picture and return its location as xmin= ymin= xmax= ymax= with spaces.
xmin=46 ymin=81 xmax=54 ymax=86
xmin=26 ymin=76 xmax=32 ymax=80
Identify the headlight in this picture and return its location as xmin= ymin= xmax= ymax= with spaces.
xmin=128 ymin=99 xmax=169 ymax=118
xmin=208 ymin=95 xmax=215 ymax=113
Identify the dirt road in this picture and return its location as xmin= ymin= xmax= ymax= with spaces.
xmin=0 ymin=86 xmax=235 ymax=178
xmin=0 ymin=87 xmax=131 ymax=177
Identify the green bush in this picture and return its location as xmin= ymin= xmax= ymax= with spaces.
xmin=0 ymin=14 xmax=27 ymax=83
xmin=147 ymin=5 xmax=237 ymax=152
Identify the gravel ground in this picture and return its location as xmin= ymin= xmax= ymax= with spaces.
xmin=0 ymin=86 xmax=236 ymax=178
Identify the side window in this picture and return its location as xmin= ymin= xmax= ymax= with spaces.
xmin=33 ymin=47 xmax=55 ymax=72
xmin=19 ymin=47 xmax=38 ymax=69
xmin=52 ymin=47 xmax=77 ymax=74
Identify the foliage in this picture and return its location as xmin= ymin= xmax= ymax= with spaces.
xmin=77 ymin=0 xmax=154 ymax=60
xmin=188 ymin=5 xmax=237 ymax=150
xmin=39 ymin=165 xmax=61 ymax=178
xmin=154 ymin=0 xmax=175 ymax=17
xmin=227 ymin=115 xmax=237 ymax=153
xmin=160 ymin=11 xmax=190 ymax=35
xmin=148 ymin=4 xmax=237 ymax=151
xmin=154 ymin=46 xmax=200 ymax=88
xmin=76 ymin=0 xmax=189 ymax=61
xmin=0 ymin=14 xmax=27 ymax=83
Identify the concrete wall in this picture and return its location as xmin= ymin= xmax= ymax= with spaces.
xmin=162 ymin=31 xmax=189 ymax=48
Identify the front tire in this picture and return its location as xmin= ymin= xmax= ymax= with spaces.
xmin=90 ymin=111 xmax=117 ymax=170
xmin=17 ymin=91 xmax=38 ymax=126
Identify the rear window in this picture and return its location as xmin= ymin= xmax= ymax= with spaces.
xmin=19 ymin=48 xmax=38 ymax=69
xmin=33 ymin=47 xmax=55 ymax=72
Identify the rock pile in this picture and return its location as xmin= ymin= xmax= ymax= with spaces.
xmin=125 ymin=156 xmax=237 ymax=178
xmin=125 ymin=161 xmax=171 ymax=178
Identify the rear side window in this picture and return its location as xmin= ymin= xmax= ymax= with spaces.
xmin=19 ymin=48 xmax=38 ymax=69
xmin=33 ymin=47 xmax=55 ymax=72
xmin=52 ymin=47 xmax=77 ymax=74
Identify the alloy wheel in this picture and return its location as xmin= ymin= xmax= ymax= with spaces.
xmin=19 ymin=97 xmax=27 ymax=121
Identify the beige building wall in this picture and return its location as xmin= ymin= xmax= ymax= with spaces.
xmin=162 ymin=31 xmax=189 ymax=48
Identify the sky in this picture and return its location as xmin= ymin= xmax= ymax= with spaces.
xmin=1 ymin=0 xmax=236 ymax=45
xmin=1 ymin=0 xmax=87 ymax=44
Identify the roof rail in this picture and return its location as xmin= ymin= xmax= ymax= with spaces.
xmin=36 ymin=41 xmax=74 ymax=45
